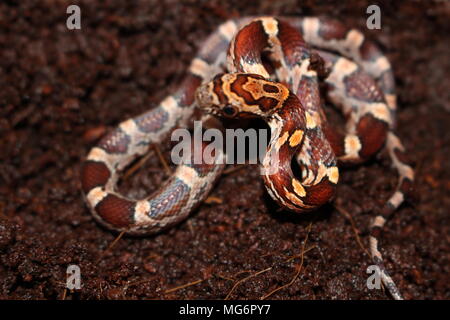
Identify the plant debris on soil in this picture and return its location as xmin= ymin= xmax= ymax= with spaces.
xmin=0 ymin=0 xmax=449 ymax=300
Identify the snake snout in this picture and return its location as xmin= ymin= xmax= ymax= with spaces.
xmin=195 ymin=83 xmax=219 ymax=114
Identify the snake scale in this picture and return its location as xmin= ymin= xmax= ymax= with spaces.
xmin=81 ymin=16 xmax=414 ymax=299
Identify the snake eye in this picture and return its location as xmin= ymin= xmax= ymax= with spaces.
xmin=222 ymin=105 xmax=238 ymax=117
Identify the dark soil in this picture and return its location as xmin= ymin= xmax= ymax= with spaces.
xmin=0 ymin=0 xmax=449 ymax=300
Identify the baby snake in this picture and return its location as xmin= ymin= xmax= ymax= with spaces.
xmin=81 ymin=16 xmax=414 ymax=299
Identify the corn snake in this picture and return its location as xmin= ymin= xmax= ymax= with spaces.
xmin=81 ymin=16 xmax=414 ymax=299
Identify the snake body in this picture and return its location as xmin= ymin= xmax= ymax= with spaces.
xmin=81 ymin=17 xmax=414 ymax=299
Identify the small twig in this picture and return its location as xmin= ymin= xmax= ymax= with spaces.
xmin=164 ymin=279 xmax=205 ymax=294
xmin=106 ymin=231 xmax=125 ymax=252
xmin=285 ymin=245 xmax=316 ymax=262
xmin=123 ymin=144 xmax=171 ymax=181
xmin=259 ymin=222 xmax=313 ymax=300
xmin=186 ymin=220 xmax=195 ymax=236
xmin=123 ymin=151 xmax=153 ymax=180
xmin=334 ymin=204 xmax=370 ymax=257
xmin=153 ymin=144 xmax=172 ymax=175
xmin=96 ymin=231 xmax=125 ymax=263
xmin=61 ymin=288 xmax=67 ymax=300
xmin=216 ymin=270 xmax=253 ymax=283
xmin=222 ymin=226 xmax=316 ymax=300
xmin=225 ymin=267 xmax=273 ymax=300
xmin=260 ymin=265 xmax=302 ymax=300
xmin=223 ymin=165 xmax=246 ymax=175
xmin=204 ymin=196 xmax=223 ymax=204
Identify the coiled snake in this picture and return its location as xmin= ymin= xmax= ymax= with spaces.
xmin=81 ymin=16 xmax=414 ymax=299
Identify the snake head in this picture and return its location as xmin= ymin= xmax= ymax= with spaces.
xmin=196 ymin=73 xmax=289 ymax=119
